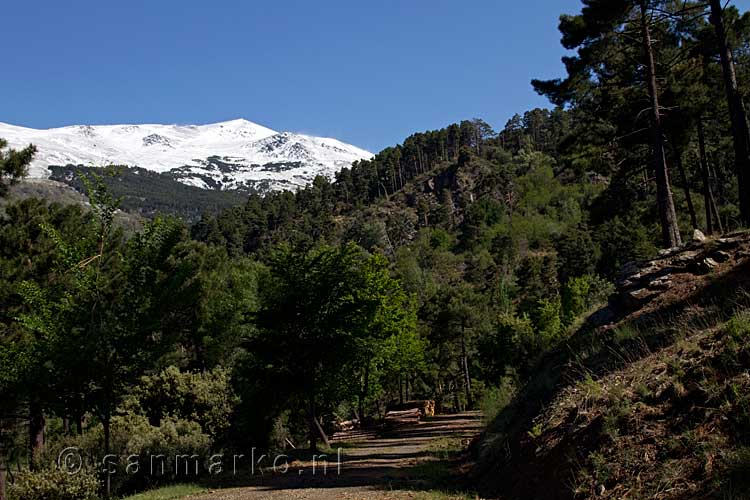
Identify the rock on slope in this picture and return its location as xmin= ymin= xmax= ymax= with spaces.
xmin=474 ymin=231 xmax=750 ymax=499
xmin=0 ymin=120 xmax=373 ymax=193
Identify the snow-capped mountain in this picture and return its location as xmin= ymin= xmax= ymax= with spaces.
xmin=0 ymin=119 xmax=373 ymax=192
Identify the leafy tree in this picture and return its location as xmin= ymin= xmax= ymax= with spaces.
xmin=0 ymin=199 xmax=97 ymax=479
xmin=248 ymin=243 xmax=417 ymax=451
xmin=17 ymin=176 xmax=195 ymax=496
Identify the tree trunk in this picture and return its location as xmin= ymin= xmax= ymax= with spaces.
xmin=710 ymin=0 xmax=750 ymax=226
xmin=315 ymin=417 xmax=330 ymax=448
xmin=641 ymin=2 xmax=683 ymax=247
xmin=673 ymin=144 xmax=698 ymax=229
xmin=698 ymin=119 xmax=715 ymax=234
xmin=28 ymin=400 xmax=45 ymax=470
xmin=398 ymin=373 xmax=404 ymax=405
xmin=358 ymin=360 xmax=370 ymax=423
xmin=308 ymin=395 xmax=322 ymax=453
xmin=0 ymin=456 xmax=6 ymax=500
xmin=710 ymin=184 xmax=724 ymax=234
xmin=103 ymin=413 xmax=111 ymax=498
xmin=460 ymin=321 xmax=473 ymax=409
xmin=452 ymin=376 xmax=461 ymax=412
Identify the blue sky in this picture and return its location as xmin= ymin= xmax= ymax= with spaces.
xmin=3 ymin=0 xmax=750 ymax=153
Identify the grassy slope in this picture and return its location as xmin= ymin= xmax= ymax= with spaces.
xmin=474 ymin=233 xmax=750 ymax=499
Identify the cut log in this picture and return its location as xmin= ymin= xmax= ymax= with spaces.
xmin=333 ymin=419 xmax=359 ymax=432
xmin=387 ymin=400 xmax=436 ymax=417
xmin=384 ymin=408 xmax=420 ymax=427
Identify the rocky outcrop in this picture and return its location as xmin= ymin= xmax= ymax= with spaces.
xmin=613 ymin=231 xmax=750 ymax=313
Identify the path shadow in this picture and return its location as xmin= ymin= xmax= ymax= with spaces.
xmin=197 ymin=413 xmax=483 ymax=493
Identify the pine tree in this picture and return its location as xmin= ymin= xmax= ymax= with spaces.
xmin=0 ymin=138 xmax=36 ymax=198
xmin=708 ymin=0 xmax=750 ymax=225
xmin=533 ymin=0 xmax=683 ymax=247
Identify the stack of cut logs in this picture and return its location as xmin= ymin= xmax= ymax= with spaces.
xmin=333 ymin=419 xmax=358 ymax=432
xmin=384 ymin=400 xmax=436 ymax=426
xmin=384 ymin=408 xmax=421 ymax=426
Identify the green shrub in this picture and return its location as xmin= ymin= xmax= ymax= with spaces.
xmin=41 ymin=413 xmax=212 ymax=496
xmin=8 ymin=469 xmax=99 ymax=500
xmin=561 ymin=274 xmax=614 ymax=325
xmin=527 ymin=422 xmax=544 ymax=439
xmin=129 ymin=365 xmax=239 ymax=440
xmin=601 ymin=387 xmax=631 ymax=441
xmin=534 ymin=297 xmax=563 ymax=345
xmin=577 ymin=373 xmax=603 ymax=410
xmin=480 ymin=378 xmax=517 ymax=424
xmin=483 ymin=313 xmax=537 ymax=374
xmin=588 ymin=451 xmax=611 ymax=484
xmin=726 ymin=310 xmax=750 ymax=342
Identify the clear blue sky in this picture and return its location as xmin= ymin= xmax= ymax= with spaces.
xmin=3 ymin=0 xmax=750 ymax=153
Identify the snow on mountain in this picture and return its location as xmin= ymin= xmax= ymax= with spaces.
xmin=0 ymin=119 xmax=373 ymax=192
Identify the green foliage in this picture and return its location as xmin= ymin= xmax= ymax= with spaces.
xmin=556 ymin=225 xmax=598 ymax=283
xmin=129 ymin=366 xmax=239 ymax=441
xmin=587 ymin=451 xmax=611 ymax=485
xmin=243 ymin=242 xmax=418 ymax=449
xmin=478 ymin=314 xmax=536 ymax=378
xmin=596 ymin=215 xmax=659 ymax=279
xmin=7 ymin=469 xmax=99 ymax=500
xmin=480 ymin=379 xmax=517 ymax=424
xmin=0 ymin=138 xmax=36 ymax=198
xmin=726 ymin=310 xmax=750 ymax=341
xmin=527 ymin=422 xmax=544 ymax=439
xmin=601 ymin=397 xmax=631 ymax=441
xmin=5 ymin=3 xmax=750 ymax=493
xmin=517 ymin=252 xmax=560 ymax=316
xmin=533 ymin=297 xmax=564 ymax=345
xmin=561 ymin=275 xmax=614 ymax=325
xmin=40 ymin=413 xmax=211 ymax=495
xmin=577 ymin=373 xmax=604 ymax=411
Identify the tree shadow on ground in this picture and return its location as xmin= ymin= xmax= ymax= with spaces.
xmin=196 ymin=412 xmax=483 ymax=494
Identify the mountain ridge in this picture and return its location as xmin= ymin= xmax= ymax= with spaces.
xmin=0 ymin=119 xmax=373 ymax=193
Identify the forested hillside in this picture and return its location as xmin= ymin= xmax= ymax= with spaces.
xmin=3 ymin=1 xmax=750 ymax=499
xmin=48 ymin=165 xmax=248 ymax=223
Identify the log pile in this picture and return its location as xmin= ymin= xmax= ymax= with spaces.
xmin=333 ymin=419 xmax=359 ymax=432
xmin=384 ymin=408 xmax=420 ymax=426
xmin=387 ymin=400 xmax=436 ymax=417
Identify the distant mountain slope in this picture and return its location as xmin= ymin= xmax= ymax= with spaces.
xmin=0 ymin=119 xmax=372 ymax=192
xmin=47 ymin=165 xmax=247 ymax=223
xmin=1 ymin=178 xmax=144 ymax=232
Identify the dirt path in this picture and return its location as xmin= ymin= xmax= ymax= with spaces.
xmin=190 ymin=412 xmax=483 ymax=500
